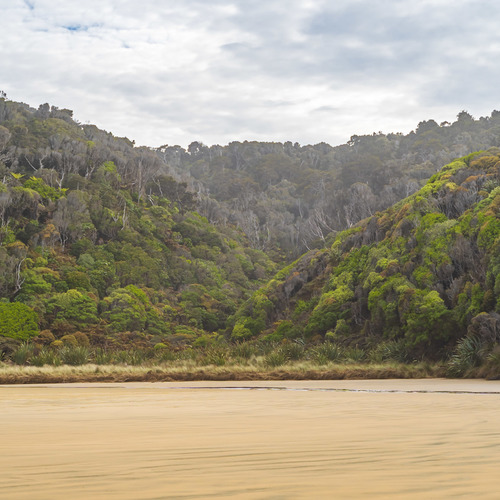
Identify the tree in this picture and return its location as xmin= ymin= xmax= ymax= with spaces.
xmin=0 ymin=302 xmax=39 ymax=340
xmin=102 ymin=287 xmax=148 ymax=332
xmin=53 ymin=191 xmax=95 ymax=248
xmin=44 ymin=290 xmax=98 ymax=332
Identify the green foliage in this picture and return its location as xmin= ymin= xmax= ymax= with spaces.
xmin=60 ymin=345 xmax=90 ymax=366
xmin=31 ymin=347 xmax=61 ymax=367
xmin=306 ymin=286 xmax=354 ymax=336
xmin=264 ymin=348 xmax=288 ymax=367
xmin=102 ymin=287 xmax=147 ymax=332
xmin=44 ymin=290 xmax=98 ymax=331
xmin=369 ymin=339 xmax=410 ymax=363
xmin=0 ymin=302 xmax=39 ymax=340
xmin=447 ymin=336 xmax=486 ymax=376
xmin=12 ymin=342 xmax=34 ymax=365
xmin=4 ymin=97 xmax=500 ymax=366
xmin=231 ymin=321 xmax=253 ymax=341
xmin=23 ymin=176 xmax=66 ymax=200
xmin=313 ymin=342 xmax=343 ymax=364
xmin=401 ymin=290 xmax=454 ymax=349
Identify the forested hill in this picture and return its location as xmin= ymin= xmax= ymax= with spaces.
xmin=0 ymin=97 xmax=277 ymax=349
xmin=230 ymin=150 xmax=500 ymax=363
xmin=159 ymin=111 xmax=500 ymax=257
xmin=1 ymin=95 xmax=500 ymax=364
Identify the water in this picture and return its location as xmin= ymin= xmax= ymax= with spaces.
xmin=2 ymin=379 xmax=500 ymax=499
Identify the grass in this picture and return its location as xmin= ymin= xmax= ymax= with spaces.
xmin=0 ymin=358 xmax=446 ymax=384
xmin=2 ymin=339 xmax=476 ymax=384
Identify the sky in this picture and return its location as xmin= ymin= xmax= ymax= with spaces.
xmin=1 ymin=0 xmax=500 ymax=149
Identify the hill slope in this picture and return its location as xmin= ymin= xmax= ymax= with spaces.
xmin=231 ymin=149 xmax=500 ymax=360
xmin=0 ymin=97 xmax=276 ymax=349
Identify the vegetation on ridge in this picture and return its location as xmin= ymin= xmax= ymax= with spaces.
xmin=1 ymin=94 xmax=500 ymax=378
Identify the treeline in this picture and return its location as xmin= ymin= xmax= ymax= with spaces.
xmin=159 ymin=111 xmax=500 ymax=257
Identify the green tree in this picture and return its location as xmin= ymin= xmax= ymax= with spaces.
xmin=44 ymin=290 xmax=98 ymax=331
xmin=0 ymin=302 xmax=39 ymax=340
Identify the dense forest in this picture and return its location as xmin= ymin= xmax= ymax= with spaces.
xmin=160 ymin=110 xmax=500 ymax=257
xmin=1 ymin=95 xmax=500 ymax=371
xmin=0 ymin=97 xmax=276 ymax=352
xmin=232 ymin=150 xmax=500 ymax=367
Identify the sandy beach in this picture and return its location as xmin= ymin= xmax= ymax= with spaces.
xmin=2 ymin=379 xmax=500 ymax=499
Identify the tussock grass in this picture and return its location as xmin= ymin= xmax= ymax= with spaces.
xmin=0 ymin=360 xmax=445 ymax=384
xmin=0 ymin=339 xmax=458 ymax=384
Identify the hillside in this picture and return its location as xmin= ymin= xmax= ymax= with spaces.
xmin=231 ymin=150 xmax=500 ymax=364
xmin=0 ymin=97 xmax=276 ymax=350
xmin=1 ymin=95 xmax=500 ymax=371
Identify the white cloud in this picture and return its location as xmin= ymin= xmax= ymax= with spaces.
xmin=1 ymin=0 xmax=500 ymax=148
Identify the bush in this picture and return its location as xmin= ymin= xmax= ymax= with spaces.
xmin=73 ymin=331 xmax=90 ymax=347
xmin=60 ymin=346 xmax=89 ymax=366
xmin=0 ymin=337 xmax=21 ymax=358
xmin=264 ymin=349 xmax=287 ymax=368
xmin=201 ymin=347 xmax=227 ymax=366
xmin=369 ymin=339 xmax=409 ymax=363
xmin=343 ymin=347 xmax=366 ymax=362
xmin=313 ymin=342 xmax=343 ymax=364
xmin=231 ymin=342 xmax=257 ymax=361
xmin=281 ymin=342 xmax=305 ymax=361
xmin=36 ymin=330 xmax=56 ymax=345
xmin=93 ymin=348 xmax=114 ymax=365
xmin=447 ymin=336 xmax=485 ymax=377
xmin=31 ymin=348 xmax=61 ymax=366
xmin=114 ymin=349 xmax=148 ymax=365
xmin=60 ymin=334 xmax=78 ymax=347
xmin=12 ymin=342 xmax=34 ymax=365
xmin=155 ymin=349 xmax=176 ymax=363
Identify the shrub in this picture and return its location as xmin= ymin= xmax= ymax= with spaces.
xmin=281 ymin=342 xmax=305 ymax=361
xmin=313 ymin=342 xmax=343 ymax=364
xmin=12 ymin=342 xmax=34 ymax=365
xmin=60 ymin=346 xmax=90 ymax=366
xmin=73 ymin=331 xmax=90 ymax=347
xmin=231 ymin=342 xmax=256 ymax=361
xmin=44 ymin=289 xmax=98 ymax=331
xmin=201 ymin=347 xmax=227 ymax=366
xmin=31 ymin=348 xmax=61 ymax=366
xmin=60 ymin=334 xmax=78 ymax=347
xmin=0 ymin=337 xmax=21 ymax=358
xmin=93 ymin=348 xmax=114 ymax=365
xmin=343 ymin=347 xmax=366 ymax=362
xmin=447 ymin=336 xmax=485 ymax=377
xmin=369 ymin=339 xmax=410 ymax=363
xmin=155 ymin=349 xmax=176 ymax=363
xmin=231 ymin=321 xmax=253 ymax=341
xmin=264 ymin=349 xmax=287 ymax=368
xmin=36 ymin=330 xmax=56 ymax=345
xmin=114 ymin=349 xmax=147 ymax=365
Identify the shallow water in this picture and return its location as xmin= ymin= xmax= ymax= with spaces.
xmin=2 ymin=379 xmax=500 ymax=499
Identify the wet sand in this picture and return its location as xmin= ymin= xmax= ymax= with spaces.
xmin=2 ymin=379 xmax=500 ymax=499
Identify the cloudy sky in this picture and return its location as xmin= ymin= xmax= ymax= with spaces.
xmin=1 ymin=0 xmax=500 ymax=148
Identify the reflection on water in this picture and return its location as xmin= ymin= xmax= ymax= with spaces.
xmin=2 ymin=379 xmax=500 ymax=499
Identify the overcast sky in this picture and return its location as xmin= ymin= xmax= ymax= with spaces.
xmin=1 ymin=0 xmax=500 ymax=148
